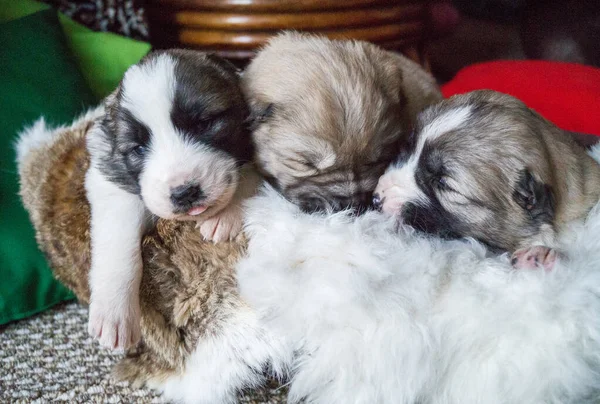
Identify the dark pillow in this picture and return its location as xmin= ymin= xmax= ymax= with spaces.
xmin=0 ymin=9 xmax=97 ymax=324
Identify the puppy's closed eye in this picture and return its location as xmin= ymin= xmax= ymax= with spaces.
xmin=512 ymin=168 xmax=555 ymax=223
xmin=282 ymin=158 xmax=318 ymax=175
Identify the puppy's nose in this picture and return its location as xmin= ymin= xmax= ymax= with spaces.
xmin=170 ymin=184 xmax=204 ymax=207
xmin=372 ymin=193 xmax=383 ymax=211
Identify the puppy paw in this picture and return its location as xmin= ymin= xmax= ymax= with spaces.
xmin=197 ymin=204 xmax=243 ymax=242
xmin=511 ymin=246 xmax=558 ymax=271
xmin=373 ymin=170 xmax=406 ymax=216
xmin=88 ymin=297 xmax=141 ymax=350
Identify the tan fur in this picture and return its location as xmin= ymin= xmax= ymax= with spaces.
xmin=19 ymin=114 xmax=95 ymax=300
xmin=243 ymin=32 xmax=442 ymax=211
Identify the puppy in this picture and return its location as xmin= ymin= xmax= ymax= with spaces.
xmin=242 ymin=32 xmax=442 ymax=213
xmin=85 ymin=49 xmax=256 ymax=350
xmin=374 ymin=90 xmax=600 ymax=270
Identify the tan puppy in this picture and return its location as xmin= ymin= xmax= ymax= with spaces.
xmin=17 ymin=35 xmax=441 ymax=402
xmin=242 ymin=32 xmax=442 ymax=213
xmin=374 ymin=90 xmax=600 ymax=270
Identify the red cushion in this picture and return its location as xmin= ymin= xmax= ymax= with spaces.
xmin=441 ymin=60 xmax=600 ymax=136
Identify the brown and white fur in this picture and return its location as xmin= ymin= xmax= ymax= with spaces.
xmin=374 ymin=90 xmax=600 ymax=270
xmin=242 ymin=32 xmax=442 ymax=213
xmin=16 ymin=34 xmax=441 ymax=403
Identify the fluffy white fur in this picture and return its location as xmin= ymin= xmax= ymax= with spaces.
xmin=230 ymin=144 xmax=600 ymax=403
xmin=157 ymin=304 xmax=290 ymax=404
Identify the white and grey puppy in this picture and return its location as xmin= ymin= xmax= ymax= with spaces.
xmin=374 ymin=90 xmax=600 ymax=269
xmin=86 ymin=49 xmax=254 ymax=350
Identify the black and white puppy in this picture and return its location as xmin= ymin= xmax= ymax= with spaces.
xmin=374 ymin=90 xmax=600 ymax=269
xmin=86 ymin=50 xmax=255 ymax=350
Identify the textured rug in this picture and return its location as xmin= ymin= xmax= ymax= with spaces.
xmin=0 ymin=302 xmax=286 ymax=403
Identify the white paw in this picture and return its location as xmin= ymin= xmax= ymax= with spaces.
xmin=373 ymin=170 xmax=407 ymax=216
xmin=197 ymin=204 xmax=243 ymax=242
xmin=88 ymin=296 xmax=141 ymax=350
xmin=511 ymin=246 xmax=558 ymax=272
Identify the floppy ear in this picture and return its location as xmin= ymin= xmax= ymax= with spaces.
xmin=245 ymin=102 xmax=274 ymax=131
xmin=512 ymin=168 xmax=555 ymax=224
xmin=377 ymin=48 xmax=442 ymax=123
xmin=376 ymin=49 xmax=406 ymax=104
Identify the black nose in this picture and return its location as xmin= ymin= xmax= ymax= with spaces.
xmin=372 ymin=193 xmax=383 ymax=211
xmin=170 ymin=184 xmax=204 ymax=207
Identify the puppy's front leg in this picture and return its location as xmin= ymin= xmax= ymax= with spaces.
xmin=86 ymin=166 xmax=148 ymax=350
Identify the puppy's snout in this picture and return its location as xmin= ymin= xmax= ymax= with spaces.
xmin=170 ymin=184 xmax=204 ymax=207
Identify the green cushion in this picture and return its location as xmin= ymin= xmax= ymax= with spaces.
xmin=0 ymin=9 xmax=99 ymax=324
xmin=0 ymin=1 xmax=150 ymax=324
xmin=60 ymin=16 xmax=151 ymax=99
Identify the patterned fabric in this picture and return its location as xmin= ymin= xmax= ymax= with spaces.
xmin=41 ymin=0 xmax=149 ymax=40
xmin=0 ymin=303 xmax=287 ymax=403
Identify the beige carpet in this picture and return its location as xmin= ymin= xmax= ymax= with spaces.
xmin=0 ymin=302 xmax=286 ymax=403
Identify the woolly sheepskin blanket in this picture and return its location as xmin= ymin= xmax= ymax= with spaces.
xmin=233 ymin=145 xmax=600 ymax=404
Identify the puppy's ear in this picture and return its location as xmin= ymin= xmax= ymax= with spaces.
xmin=377 ymin=50 xmax=405 ymax=104
xmin=512 ymin=168 xmax=555 ymax=224
xmin=246 ymin=102 xmax=274 ymax=131
xmin=375 ymin=47 xmax=442 ymax=124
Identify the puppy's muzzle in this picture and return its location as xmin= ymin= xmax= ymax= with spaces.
xmin=170 ymin=184 xmax=204 ymax=208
